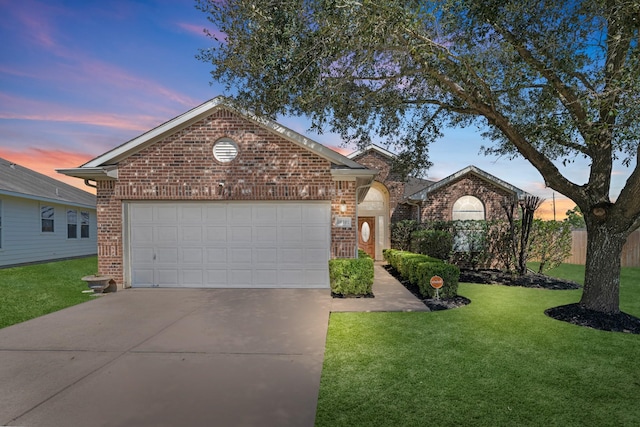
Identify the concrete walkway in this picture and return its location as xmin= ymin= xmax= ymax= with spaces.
xmin=0 ymin=263 xmax=425 ymax=426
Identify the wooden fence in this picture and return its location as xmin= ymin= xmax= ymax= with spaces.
xmin=566 ymin=229 xmax=640 ymax=267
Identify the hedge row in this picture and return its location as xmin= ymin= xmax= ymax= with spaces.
xmin=383 ymin=249 xmax=460 ymax=298
xmin=329 ymin=255 xmax=374 ymax=297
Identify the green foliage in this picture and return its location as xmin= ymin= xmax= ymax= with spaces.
xmin=358 ymin=249 xmax=371 ymax=259
xmin=451 ymin=220 xmax=491 ymax=269
xmin=317 ymin=272 xmax=640 ymax=426
xmin=529 ymin=220 xmax=573 ymax=273
xmin=564 ymin=205 xmax=586 ymax=229
xmin=0 ymin=257 xmax=96 ymax=329
xmin=199 ymin=0 xmax=640 ymax=311
xmin=410 ymin=229 xmax=454 ymax=260
xmin=328 ymin=258 xmax=374 ymax=296
xmin=390 ymin=220 xmax=418 ymax=251
xmin=383 ymin=249 xmax=457 ymax=298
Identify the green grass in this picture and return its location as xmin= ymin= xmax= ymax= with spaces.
xmin=0 ymin=257 xmax=97 ymax=329
xmin=316 ymin=265 xmax=640 ymax=427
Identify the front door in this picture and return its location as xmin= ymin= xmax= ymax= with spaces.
xmin=358 ymin=216 xmax=376 ymax=259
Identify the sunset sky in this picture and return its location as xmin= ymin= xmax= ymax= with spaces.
xmin=1 ymin=0 xmax=632 ymax=219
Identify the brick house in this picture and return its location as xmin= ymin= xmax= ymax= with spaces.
xmin=349 ymin=145 xmax=529 ymax=260
xmin=58 ymin=97 xmax=376 ymax=290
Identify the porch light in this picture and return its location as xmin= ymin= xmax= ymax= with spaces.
xmin=340 ymin=200 xmax=347 ymax=213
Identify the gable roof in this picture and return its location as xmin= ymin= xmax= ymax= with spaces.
xmin=347 ymin=144 xmax=396 ymax=160
xmin=57 ymin=96 xmax=375 ymax=181
xmin=408 ymin=165 xmax=528 ymax=201
xmin=0 ymin=157 xmax=96 ymax=208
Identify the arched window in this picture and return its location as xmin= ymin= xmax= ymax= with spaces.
xmin=452 ymin=196 xmax=485 ymax=221
xmin=452 ymin=196 xmax=485 ymax=253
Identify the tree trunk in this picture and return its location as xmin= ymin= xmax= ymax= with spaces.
xmin=579 ymin=223 xmax=627 ymax=314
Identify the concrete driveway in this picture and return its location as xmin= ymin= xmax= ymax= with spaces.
xmin=0 ymin=288 xmax=332 ymax=427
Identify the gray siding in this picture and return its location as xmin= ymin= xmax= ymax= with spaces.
xmin=0 ymin=195 xmax=97 ymax=267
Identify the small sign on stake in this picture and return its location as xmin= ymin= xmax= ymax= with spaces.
xmin=430 ymin=275 xmax=444 ymax=300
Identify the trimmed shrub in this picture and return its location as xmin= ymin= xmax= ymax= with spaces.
xmin=411 ymin=229 xmax=454 ymax=260
xmin=329 ymin=258 xmax=374 ymax=296
xmin=390 ymin=220 xmax=418 ymax=250
xmin=358 ymin=249 xmax=371 ymax=259
xmin=415 ymin=262 xmax=460 ymax=299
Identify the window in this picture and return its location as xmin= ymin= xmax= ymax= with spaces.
xmin=67 ymin=209 xmax=78 ymax=238
xmin=452 ymin=196 xmax=485 ymax=220
xmin=41 ymin=205 xmax=54 ymax=232
xmin=212 ymin=138 xmax=239 ymax=162
xmin=80 ymin=211 xmax=90 ymax=238
xmin=452 ymin=196 xmax=485 ymax=252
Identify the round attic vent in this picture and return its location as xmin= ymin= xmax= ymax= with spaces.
xmin=213 ymin=138 xmax=239 ymax=163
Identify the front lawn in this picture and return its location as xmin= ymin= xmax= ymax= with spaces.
xmin=316 ymin=264 xmax=640 ymax=426
xmin=0 ymin=257 xmax=97 ymax=329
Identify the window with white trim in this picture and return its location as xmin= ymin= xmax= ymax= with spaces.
xmin=41 ymin=205 xmax=54 ymax=233
xmin=67 ymin=209 xmax=78 ymax=239
xmin=80 ymin=211 xmax=90 ymax=238
xmin=452 ymin=196 xmax=485 ymax=252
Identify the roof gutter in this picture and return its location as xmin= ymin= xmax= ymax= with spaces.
xmin=56 ymin=166 xmax=119 ymax=181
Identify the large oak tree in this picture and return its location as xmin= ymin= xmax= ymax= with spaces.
xmin=197 ymin=0 xmax=640 ymax=314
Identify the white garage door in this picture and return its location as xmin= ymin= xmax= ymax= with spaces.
xmin=127 ymin=201 xmax=330 ymax=288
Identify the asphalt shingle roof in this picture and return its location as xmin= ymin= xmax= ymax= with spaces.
xmin=0 ymin=157 xmax=96 ymax=207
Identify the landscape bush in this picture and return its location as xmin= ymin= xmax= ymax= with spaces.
xmin=329 ymin=257 xmax=374 ymax=296
xmin=383 ymin=249 xmax=459 ymax=298
xmin=410 ymin=229 xmax=454 ymax=260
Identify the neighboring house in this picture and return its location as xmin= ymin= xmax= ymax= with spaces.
xmin=58 ymin=97 xmax=377 ymax=290
xmin=0 ymin=157 xmax=97 ymax=268
xmin=349 ymin=145 xmax=529 ymax=260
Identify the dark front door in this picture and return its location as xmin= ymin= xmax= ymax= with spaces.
xmin=358 ymin=216 xmax=376 ymax=259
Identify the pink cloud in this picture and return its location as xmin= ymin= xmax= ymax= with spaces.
xmin=0 ymin=93 xmax=164 ymax=132
xmin=176 ymin=22 xmax=208 ymax=38
xmin=0 ymin=147 xmax=96 ymax=193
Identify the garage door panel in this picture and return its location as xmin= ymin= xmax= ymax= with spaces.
xmin=129 ymin=202 xmax=329 ymax=288
xmin=131 ymin=205 xmax=153 ymax=222
xmin=181 ymin=270 xmax=204 ymax=286
xmin=280 ymin=227 xmax=303 ymax=241
xmin=156 ymin=226 xmax=178 ymax=242
xmin=256 ymin=226 xmax=277 ymax=242
xmin=156 ymin=248 xmax=178 ymax=263
xmin=206 ymin=226 xmax=227 ymax=242
xmin=181 ymin=206 xmax=203 ymax=221
xmin=254 ymin=269 xmax=278 ymax=286
xmin=229 ymin=248 xmax=252 ymax=263
xmin=206 ymin=248 xmax=227 ymax=262
xmin=132 ymin=269 xmax=154 ymax=286
xmin=132 ymin=226 xmax=153 ymax=243
xmin=229 ymin=206 xmax=252 ymax=223
xmin=230 ymin=226 xmax=252 ymax=242
xmin=230 ymin=269 xmax=252 ymax=286
xmin=255 ymin=248 xmax=277 ymax=264
xmin=304 ymin=226 xmax=329 ymax=242
xmin=304 ymin=269 xmax=329 ymax=287
xmin=157 ymin=270 xmax=179 ymax=285
xmin=206 ymin=270 xmax=228 ymax=285
xmin=157 ymin=206 xmax=178 ymax=221
xmin=254 ymin=205 xmax=277 ymax=223
xmin=181 ymin=248 xmax=203 ymax=263
xmin=205 ymin=205 xmax=227 ymax=222
xmin=181 ymin=226 xmax=203 ymax=242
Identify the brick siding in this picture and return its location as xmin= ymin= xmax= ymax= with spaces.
xmin=421 ymin=174 xmax=514 ymax=222
xmin=96 ymin=109 xmax=357 ymax=286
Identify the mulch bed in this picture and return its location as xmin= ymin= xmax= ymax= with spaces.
xmin=385 ymin=265 xmax=640 ymax=334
